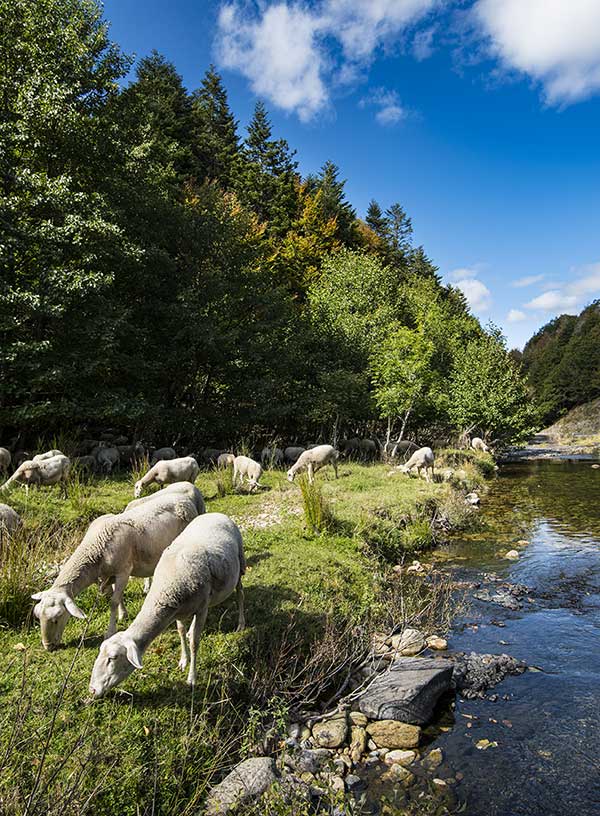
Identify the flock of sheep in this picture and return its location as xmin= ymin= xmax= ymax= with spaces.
xmin=0 ymin=433 xmax=491 ymax=699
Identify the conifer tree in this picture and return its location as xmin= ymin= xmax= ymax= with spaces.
xmin=311 ymin=160 xmax=357 ymax=245
xmin=366 ymin=199 xmax=389 ymax=238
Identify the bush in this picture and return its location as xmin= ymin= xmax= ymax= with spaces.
xmin=297 ymin=476 xmax=334 ymax=535
xmin=358 ymin=504 xmax=435 ymax=563
xmin=437 ymin=448 xmax=496 ymax=479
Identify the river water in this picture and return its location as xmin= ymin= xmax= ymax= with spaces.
xmin=435 ymin=460 xmax=600 ymax=815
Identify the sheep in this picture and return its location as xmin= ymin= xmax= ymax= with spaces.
xmin=471 ymin=437 xmax=490 ymax=453
xmin=0 ymin=503 xmax=21 ymax=537
xmin=13 ymin=450 xmax=31 ymax=468
xmin=217 ymin=452 xmax=235 ymax=469
xmin=134 ymin=456 xmax=199 ymax=498
xmin=359 ymin=438 xmax=379 ymax=462
xmin=92 ymin=444 xmax=120 ymax=474
xmin=0 ymin=448 xmax=11 ymax=473
xmin=72 ymin=455 xmax=97 ymax=474
xmin=232 ymin=456 xmax=263 ymax=491
xmin=88 ymin=513 xmax=246 ymax=697
xmin=201 ymin=447 xmax=224 ymax=467
xmin=386 ymin=440 xmax=419 ymax=460
xmin=287 ymin=445 xmax=339 ymax=484
xmin=31 ymin=489 xmax=201 ymax=649
xmin=150 ymin=447 xmax=177 ymax=467
xmin=1 ymin=454 xmax=71 ymax=493
xmin=284 ymin=446 xmax=305 ymax=464
xmin=398 ymin=446 xmax=435 ymax=482
xmin=261 ymin=447 xmax=283 ymax=468
xmin=117 ymin=443 xmax=146 ymax=467
xmin=33 ymin=449 xmax=64 ymax=462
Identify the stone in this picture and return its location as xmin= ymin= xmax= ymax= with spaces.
xmin=451 ymin=652 xmax=527 ymax=699
xmin=366 ymin=720 xmax=421 ymax=749
xmin=406 ymin=560 xmax=425 ymax=574
xmin=345 ymin=773 xmax=365 ymax=792
xmin=422 ymin=748 xmax=443 ymax=770
xmin=505 ymin=550 xmax=520 ymax=560
xmin=381 ymin=765 xmax=415 ymax=786
xmin=432 ymin=778 xmax=448 ymax=789
xmin=349 ymin=726 xmax=367 ymax=763
xmin=383 ymin=749 xmax=417 ymax=767
xmin=312 ymin=713 xmax=348 ymax=748
xmin=426 ymin=635 xmax=448 ymax=651
xmin=321 ymin=772 xmax=345 ymax=793
xmin=349 ymin=711 xmax=368 ymax=727
xmin=516 ymin=539 xmax=530 ymax=546
xmin=465 ymin=492 xmax=480 ymax=506
xmin=390 ymin=628 xmax=426 ymax=656
xmin=591 ymin=464 xmax=600 ymax=469
xmin=358 ymin=657 xmax=454 ymax=725
xmin=284 ymin=748 xmax=332 ymax=775
xmin=205 ymin=757 xmax=277 ymax=815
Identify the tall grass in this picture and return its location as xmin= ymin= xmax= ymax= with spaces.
xmin=297 ymin=476 xmax=333 ymax=535
xmin=214 ymin=463 xmax=234 ymax=497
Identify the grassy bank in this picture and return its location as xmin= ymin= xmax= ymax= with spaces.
xmin=0 ymin=459 xmax=488 ymax=815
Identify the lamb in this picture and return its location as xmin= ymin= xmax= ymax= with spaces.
xmin=0 ymin=448 xmax=11 ymax=472
xmin=217 ymin=452 xmax=235 ymax=469
xmin=92 ymin=444 xmax=120 ymax=474
xmin=1 ymin=454 xmax=71 ymax=493
xmin=284 ymin=446 xmax=305 ymax=464
xmin=150 ymin=447 xmax=177 ymax=467
xmin=232 ymin=456 xmax=263 ymax=491
xmin=471 ymin=437 xmax=490 ymax=453
xmin=0 ymin=503 xmax=21 ymax=537
xmin=88 ymin=513 xmax=246 ymax=697
xmin=134 ymin=456 xmax=200 ymax=497
xmin=287 ymin=444 xmax=339 ymax=484
xmin=398 ymin=446 xmax=435 ymax=482
xmin=261 ymin=447 xmax=284 ymax=468
xmin=31 ymin=489 xmax=201 ymax=649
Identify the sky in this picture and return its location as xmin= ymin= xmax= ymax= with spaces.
xmin=103 ymin=0 xmax=600 ymax=349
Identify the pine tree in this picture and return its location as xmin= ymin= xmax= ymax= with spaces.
xmin=312 ymin=161 xmax=357 ymax=245
xmin=190 ymin=65 xmax=240 ymax=189
xmin=366 ymin=199 xmax=389 ymax=238
xmin=386 ymin=202 xmax=413 ymax=257
xmin=409 ymin=246 xmax=441 ymax=283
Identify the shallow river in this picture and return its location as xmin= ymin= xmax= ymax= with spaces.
xmin=436 ymin=459 xmax=600 ymax=816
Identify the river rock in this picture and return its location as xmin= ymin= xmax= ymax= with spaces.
xmin=312 ymin=713 xmax=348 ymax=748
xmin=349 ymin=726 xmax=367 ymax=762
xmin=384 ymin=749 xmax=417 ymax=767
xmin=381 ymin=764 xmax=415 ymax=786
xmin=366 ymin=720 xmax=421 ymax=749
xmin=205 ymin=757 xmax=278 ymax=814
xmin=451 ymin=652 xmax=527 ymax=699
xmin=349 ymin=711 xmax=368 ymax=727
xmin=358 ymin=657 xmax=453 ymax=724
xmin=390 ymin=628 xmax=426 ymax=655
xmin=284 ymin=748 xmax=332 ymax=775
xmin=426 ymin=635 xmax=448 ymax=651
xmin=345 ymin=773 xmax=365 ymax=792
xmin=505 ymin=549 xmax=520 ymax=560
xmin=422 ymin=748 xmax=443 ymax=770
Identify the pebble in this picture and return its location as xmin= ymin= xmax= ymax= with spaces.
xmin=384 ymin=749 xmax=417 ymax=767
xmin=504 ymin=550 xmax=520 ymax=560
xmin=422 ymin=748 xmax=443 ymax=770
xmin=426 ymin=635 xmax=448 ymax=651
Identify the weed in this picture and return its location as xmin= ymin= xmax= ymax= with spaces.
xmin=297 ymin=476 xmax=334 ymax=535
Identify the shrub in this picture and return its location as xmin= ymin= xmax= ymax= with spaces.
xmin=215 ymin=463 xmax=234 ymax=497
xmin=298 ymin=476 xmax=334 ymax=535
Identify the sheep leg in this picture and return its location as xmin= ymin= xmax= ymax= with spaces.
xmin=236 ymin=579 xmax=245 ymax=631
xmin=143 ymin=577 xmax=151 ymax=594
xmin=332 ymin=459 xmax=338 ymax=479
xmin=106 ymin=573 xmax=129 ymax=638
xmin=176 ymin=619 xmax=189 ymax=671
xmin=307 ymin=463 xmax=314 ymax=484
xmin=186 ymin=606 xmax=208 ymax=687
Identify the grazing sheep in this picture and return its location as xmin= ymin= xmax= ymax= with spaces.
xmin=284 ymin=446 xmax=305 ymax=464
xmin=150 ymin=447 xmax=177 ymax=467
xmin=201 ymin=447 xmax=225 ymax=467
xmin=117 ymin=443 xmax=146 ymax=466
xmin=0 ymin=448 xmax=11 ymax=472
xmin=261 ymin=447 xmax=283 ymax=468
xmin=92 ymin=444 xmax=120 ymax=474
xmin=126 ymin=481 xmax=205 ymax=515
xmin=72 ymin=455 xmax=97 ymax=474
xmin=0 ymin=503 xmax=21 ymax=536
xmin=88 ymin=513 xmax=246 ymax=697
xmin=471 ymin=437 xmax=490 ymax=453
xmin=13 ymin=451 xmax=31 ymax=469
xmin=339 ymin=437 xmax=361 ymax=460
xmin=359 ymin=439 xmax=379 ymax=461
xmin=217 ymin=452 xmax=235 ymax=469
xmin=134 ymin=456 xmax=200 ymax=498
xmin=287 ymin=445 xmax=339 ymax=484
xmin=386 ymin=440 xmax=419 ymax=460
xmin=31 ymin=489 xmax=201 ymax=649
xmin=33 ymin=449 xmax=64 ymax=462
xmin=232 ymin=456 xmax=263 ymax=491
xmin=1 ymin=454 xmax=71 ymax=493
xmin=398 ymin=447 xmax=435 ymax=482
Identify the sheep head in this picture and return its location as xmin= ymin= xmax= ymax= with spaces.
xmin=89 ymin=633 xmax=142 ymax=698
xmin=286 ymin=468 xmax=296 ymax=482
xmin=32 ymin=589 xmax=86 ymax=650
xmin=133 ymin=480 xmax=143 ymax=498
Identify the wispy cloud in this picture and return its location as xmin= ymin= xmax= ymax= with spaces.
xmin=473 ymin=0 xmax=600 ymax=106
xmin=449 ymin=266 xmax=479 ymax=282
xmin=512 ymin=274 xmax=545 ymax=288
xmin=524 ymin=262 xmax=600 ymax=313
xmin=360 ymin=88 xmax=407 ymax=125
xmin=507 ymin=308 xmax=527 ymax=323
xmin=216 ymin=0 xmax=438 ymax=120
xmin=456 ymin=278 xmax=492 ymax=312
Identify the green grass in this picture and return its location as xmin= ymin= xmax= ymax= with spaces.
xmin=0 ymin=462 xmax=452 ymax=816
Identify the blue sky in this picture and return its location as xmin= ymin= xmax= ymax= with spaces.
xmin=103 ymin=0 xmax=600 ymax=348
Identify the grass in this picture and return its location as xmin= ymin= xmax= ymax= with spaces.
xmin=0 ymin=461 xmax=461 ymax=816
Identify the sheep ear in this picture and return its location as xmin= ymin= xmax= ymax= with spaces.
xmin=64 ymin=597 xmax=86 ymax=619
xmin=125 ymin=640 xmax=142 ymax=669
xmin=31 ymin=592 xmax=44 ymax=600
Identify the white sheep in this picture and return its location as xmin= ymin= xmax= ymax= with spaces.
xmin=134 ymin=456 xmax=200 ymax=498
xmin=284 ymin=446 xmax=305 ymax=464
xmin=471 ymin=437 xmax=490 ymax=453
xmin=126 ymin=481 xmax=205 ymax=513
xmin=32 ymin=449 xmax=64 ymax=462
xmin=217 ymin=452 xmax=235 ymax=469
xmin=0 ymin=448 xmax=11 ymax=472
xmin=287 ymin=444 xmax=339 ymax=484
xmin=31 ymin=489 xmax=201 ymax=649
xmin=232 ymin=456 xmax=263 ymax=491
xmin=150 ymin=447 xmax=177 ymax=467
xmin=0 ymin=503 xmax=21 ymax=536
xmin=1 ymin=454 xmax=71 ymax=493
xmin=398 ymin=446 xmax=435 ymax=482
xmin=88 ymin=513 xmax=246 ymax=697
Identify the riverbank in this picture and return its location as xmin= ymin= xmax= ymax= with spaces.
xmin=0 ymin=458 xmax=491 ymax=816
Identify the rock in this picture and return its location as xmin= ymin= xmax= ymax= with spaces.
xmin=422 ymin=748 xmax=443 ymax=770
xmin=591 ymin=464 xmax=600 ymax=469
xmin=350 ymin=726 xmax=367 ymax=763
xmin=284 ymin=748 xmax=332 ymax=775
xmin=384 ymin=749 xmax=417 ymax=767
xmin=367 ymin=738 xmax=377 ymax=751
xmin=465 ymin=492 xmax=480 ymax=506
xmin=406 ymin=560 xmax=425 ymax=574
xmin=321 ymin=772 xmax=344 ymax=793
xmin=441 ymin=468 xmax=454 ymax=482
xmin=390 ymin=628 xmax=426 ymax=656
xmin=432 ymin=778 xmax=448 ymax=789
xmin=205 ymin=757 xmax=277 ymax=815
xmin=451 ymin=652 xmax=527 ymax=699
xmin=505 ymin=550 xmax=520 ymax=560
xmin=349 ymin=711 xmax=368 ymax=727
xmin=345 ymin=773 xmax=365 ymax=792
xmin=366 ymin=720 xmax=421 ymax=749
xmin=516 ymin=539 xmax=530 ymax=546
xmin=426 ymin=635 xmax=448 ymax=651
xmin=312 ymin=713 xmax=348 ymax=748
xmin=381 ymin=765 xmax=415 ymax=786
xmin=358 ymin=656 xmax=453 ymax=725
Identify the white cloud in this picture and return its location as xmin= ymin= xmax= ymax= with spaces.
xmin=216 ymin=0 xmax=437 ymax=119
xmin=412 ymin=26 xmax=436 ymax=61
xmin=512 ymin=274 xmax=545 ymax=288
xmin=525 ymin=290 xmax=578 ymax=312
xmin=449 ymin=266 xmax=479 ymax=282
xmin=474 ymin=0 xmax=600 ymax=105
xmin=507 ymin=308 xmax=527 ymax=323
xmin=456 ymin=278 xmax=492 ymax=312
xmin=361 ymin=88 xmax=407 ymax=125
xmin=524 ymin=263 xmax=600 ymax=312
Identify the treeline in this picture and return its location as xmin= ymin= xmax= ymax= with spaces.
xmin=0 ymin=0 xmax=535 ymax=446
xmin=520 ymin=301 xmax=600 ymax=424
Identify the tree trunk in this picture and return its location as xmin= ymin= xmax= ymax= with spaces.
xmin=391 ymin=404 xmax=412 ymax=459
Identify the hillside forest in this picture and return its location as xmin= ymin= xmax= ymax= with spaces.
xmin=0 ymin=0 xmax=536 ymax=449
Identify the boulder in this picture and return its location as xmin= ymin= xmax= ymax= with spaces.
xmin=390 ymin=628 xmax=426 ymax=656
xmin=451 ymin=652 xmax=527 ymax=699
xmin=358 ymin=657 xmax=453 ymax=725
xmin=312 ymin=712 xmax=348 ymax=748
xmin=205 ymin=757 xmax=278 ymax=814
xmin=366 ymin=720 xmax=421 ymax=749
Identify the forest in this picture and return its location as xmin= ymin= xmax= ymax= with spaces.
xmin=0 ymin=0 xmax=535 ymax=448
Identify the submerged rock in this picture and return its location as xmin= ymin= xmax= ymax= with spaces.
xmin=205 ymin=757 xmax=278 ymax=814
xmin=358 ymin=657 xmax=453 ymax=725
xmin=451 ymin=652 xmax=527 ymax=699
xmin=366 ymin=720 xmax=421 ymax=749
xmin=505 ymin=549 xmax=520 ymax=560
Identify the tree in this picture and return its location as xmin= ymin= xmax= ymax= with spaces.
xmin=366 ymin=199 xmax=389 ymax=237
xmin=308 ymin=161 xmax=357 ymax=245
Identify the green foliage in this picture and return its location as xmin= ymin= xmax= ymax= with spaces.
xmin=298 ymin=475 xmax=334 ymax=535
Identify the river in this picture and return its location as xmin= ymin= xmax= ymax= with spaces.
xmin=434 ymin=459 xmax=600 ymax=815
